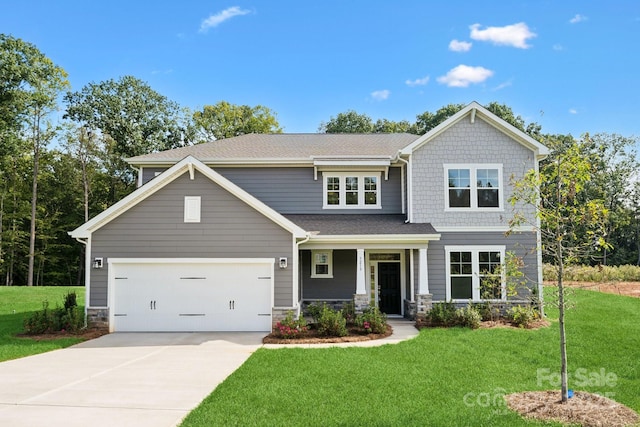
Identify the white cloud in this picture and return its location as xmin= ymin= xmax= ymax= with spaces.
xmin=437 ymin=65 xmax=494 ymax=88
xmin=553 ymin=44 xmax=564 ymax=51
xmin=469 ymin=22 xmax=537 ymax=49
xmin=405 ymin=76 xmax=430 ymax=87
xmin=199 ymin=6 xmax=251 ymax=33
xmin=371 ymin=90 xmax=390 ymax=101
xmin=569 ymin=108 xmax=578 ymax=114
xmin=570 ymin=14 xmax=588 ymax=24
xmin=449 ymin=39 xmax=472 ymax=52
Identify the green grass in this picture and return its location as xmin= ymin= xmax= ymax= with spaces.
xmin=181 ymin=288 xmax=640 ymax=426
xmin=0 ymin=286 xmax=86 ymax=362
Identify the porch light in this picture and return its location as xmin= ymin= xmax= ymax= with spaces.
xmin=279 ymin=257 xmax=288 ymax=269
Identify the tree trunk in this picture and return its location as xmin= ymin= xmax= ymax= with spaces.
xmin=27 ymin=113 xmax=41 ymax=287
xmin=557 ymin=244 xmax=569 ymax=403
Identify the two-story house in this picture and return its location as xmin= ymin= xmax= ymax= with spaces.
xmin=69 ymin=102 xmax=549 ymax=332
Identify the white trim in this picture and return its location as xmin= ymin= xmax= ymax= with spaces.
xmin=69 ymin=156 xmax=307 ymax=239
xmin=434 ymin=226 xmax=536 ymax=232
xmin=183 ymin=196 xmax=201 ymax=223
xmin=444 ymin=245 xmax=506 ymax=302
xmin=310 ymin=250 xmax=333 ymax=278
xmin=444 ymin=163 xmax=504 ymax=211
xmin=292 ymin=236 xmax=299 ymax=307
xmin=322 ymin=172 xmax=382 ymax=209
xmin=400 ymin=102 xmax=549 ymax=159
xmin=418 ymin=247 xmax=429 ymax=294
xmin=409 ymin=249 xmax=415 ymax=302
xmin=302 ymin=242 xmax=434 ymax=250
xmin=356 ymin=248 xmax=366 ymax=294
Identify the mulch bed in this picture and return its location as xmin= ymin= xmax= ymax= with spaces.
xmin=415 ymin=318 xmax=551 ymax=330
xmin=263 ymin=324 xmax=393 ymax=344
xmin=505 ymin=390 xmax=640 ymax=427
xmin=16 ymin=327 xmax=109 ymax=341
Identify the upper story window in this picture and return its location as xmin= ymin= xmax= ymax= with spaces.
xmin=323 ymin=173 xmax=381 ymax=209
xmin=445 ymin=164 xmax=503 ymax=211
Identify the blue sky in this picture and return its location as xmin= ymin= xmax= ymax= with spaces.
xmin=2 ymin=1 xmax=639 ymax=138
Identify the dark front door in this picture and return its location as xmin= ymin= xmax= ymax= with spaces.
xmin=378 ymin=262 xmax=401 ymax=314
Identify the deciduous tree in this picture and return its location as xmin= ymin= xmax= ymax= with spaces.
xmin=192 ymin=101 xmax=282 ymax=141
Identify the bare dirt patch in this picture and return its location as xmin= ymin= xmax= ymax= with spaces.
xmin=17 ymin=327 xmax=109 ymax=342
xmin=262 ymin=325 xmax=392 ymax=344
xmin=546 ymin=281 xmax=640 ymax=298
xmin=505 ymin=390 xmax=639 ymax=427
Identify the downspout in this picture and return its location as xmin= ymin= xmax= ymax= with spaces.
xmin=131 ymin=165 xmax=142 ymax=188
xmin=74 ymin=237 xmax=89 ymax=327
xmin=294 ymin=234 xmax=311 ymax=316
xmin=396 ymin=155 xmax=412 ymax=223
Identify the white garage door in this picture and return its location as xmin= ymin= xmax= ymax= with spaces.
xmin=109 ymin=259 xmax=273 ymax=332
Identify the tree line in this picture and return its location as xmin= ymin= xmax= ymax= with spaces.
xmin=1 ymin=34 xmax=638 ymax=286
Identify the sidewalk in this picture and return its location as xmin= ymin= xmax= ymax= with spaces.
xmin=262 ymin=319 xmax=419 ymax=349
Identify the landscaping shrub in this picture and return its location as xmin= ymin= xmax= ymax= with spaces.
xmin=454 ymin=305 xmax=481 ymax=329
xmin=306 ymin=302 xmax=323 ymax=324
xmin=471 ymin=302 xmax=500 ymax=321
xmin=23 ymin=292 xmax=84 ymax=334
xmin=274 ymin=311 xmax=308 ymax=339
xmin=341 ymin=301 xmax=356 ymax=325
xmin=508 ymin=305 xmax=539 ymax=328
xmin=316 ymin=304 xmax=348 ymax=337
xmin=356 ymin=307 xmax=387 ymax=334
xmin=427 ymin=301 xmax=457 ymax=326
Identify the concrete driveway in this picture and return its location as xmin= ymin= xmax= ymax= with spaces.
xmin=0 ymin=332 xmax=264 ymax=427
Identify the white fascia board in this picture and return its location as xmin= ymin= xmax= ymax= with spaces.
xmin=399 ymin=101 xmax=550 ymax=158
xmin=127 ymin=158 xmax=316 ymax=167
xmin=70 ymin=156 xmax=308 ymax=239
xmin=107 ymin=257 xmax=276 ymax=265
xmin=435 ymin=226 xmax=536 ymax=233
xmin=305 ymin=233 xmax=441 ymax=245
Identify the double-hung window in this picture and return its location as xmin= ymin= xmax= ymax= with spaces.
xmin=445 ymin=246 xmax=506 ymax=301
xmin=311 ymin=250 xmax=333 ymax=278
xmin=323 ymin=173 xmax=381 ymax=209
xmin=445 ymin=164 xmax=502 ymax=210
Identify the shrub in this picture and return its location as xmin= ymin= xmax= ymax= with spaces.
xmin=274 ymin=311 xmax=308 ymax=339
xmin=341 ymin=302 xmax=356 ymax=325
xmin=508 ymin=305 xmax=538 ymax=328
xmin=23 ymin=292 xmax=85 ymax=335
xmin=471 ymin=302 xmax=500 ymax=322
xmin=317 ymin=304 xmax=348 ymax=337
xmin=454 ymin=305 xmax=481 ymax=329
xmin=306 ymin=303 xmax=324 ymax=324
xmin=356 ymin=307 xmax=387 ymax=334
xmin=427 ymin=301 xmax=457 ymax=326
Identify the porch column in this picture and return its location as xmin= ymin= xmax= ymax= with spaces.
xmin=355 ymin=248 xmax=366 ymax=294
xmin=418 ymin=247 xmax=429 ymax=294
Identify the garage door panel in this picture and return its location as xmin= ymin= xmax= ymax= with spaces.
xmin=111 ymin=261 xmax=273 ymax=332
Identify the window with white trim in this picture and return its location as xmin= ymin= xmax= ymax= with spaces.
xmin=445 ymin=246 xmax=505 ymax=301
xmin=311 ymin=250 xmax=333 ymax=278
xmin=323 ymin=173 xmax=381 ymax=209
xmin=445 ymin=164 xmax=502 ymax=210
xmin=184 ymin=196 xmax=201 ymax=223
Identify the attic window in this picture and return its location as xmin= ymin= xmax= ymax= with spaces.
xmin=184 ymin=196 xmax=201 ymax=223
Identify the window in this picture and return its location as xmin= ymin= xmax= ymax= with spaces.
xmin=184 ymin=196 xmax=201 ymax=223
xmin=323 ymin=173 xmax=381 ymax=209
xmin=445 ymin=164 xmax=502 ymax=210
xmin=445 ymin=246 xmax=505 ymax=301
xmin=311 ymin=250 xmax=333 ymax=278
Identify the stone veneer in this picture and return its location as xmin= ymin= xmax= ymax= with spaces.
xmin=86 ymin=308 xmax=109 ymax=330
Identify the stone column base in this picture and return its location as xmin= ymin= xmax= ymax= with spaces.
xmin=416 ymin=293 xmax=433 ymax=320
xmin=86 ymin=308 xmax=109 ymax=330
xmin=404 ymin=300 xmax=417 ymax=320
xmin=353 ymin=294 xmax=369 ymax=313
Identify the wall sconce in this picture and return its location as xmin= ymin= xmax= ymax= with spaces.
xmin=93 ymin=257 xmax=103 ymax=269
xmin=279 ymin=257 xmax=287 ymax=269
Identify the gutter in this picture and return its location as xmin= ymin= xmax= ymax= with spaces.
xmin=395 ymin=154 xmax=412 ymax=223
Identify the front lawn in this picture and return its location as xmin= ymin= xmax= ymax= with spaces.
xmin=181 ymin=288 xmax=640 ymax=426
xmin=0 ymin=286 xmax=86 ymax=362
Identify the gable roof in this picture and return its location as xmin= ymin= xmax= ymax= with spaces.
xmin=400 ymin=101 xmax=550 ymax=158
xmin=69 ymin=156 xmax=308 ymax=239
xmin=126 ymin=133 xmax=419 ymax=166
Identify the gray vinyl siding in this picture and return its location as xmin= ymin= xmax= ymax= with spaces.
xmin=411 ymin=117 xmax=538 ymax=228
xmin=427 ymin=231 xmax=539 ymax=301
xmin=300 ymin=250 xmax=356 ymax=299
xmin=90 ymin=170 xmax=294 ymax=307
xmin=217 ymin=167 xmax=403 ymax=214
xmin=141 ymin=167 xmax=168 ymax=185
